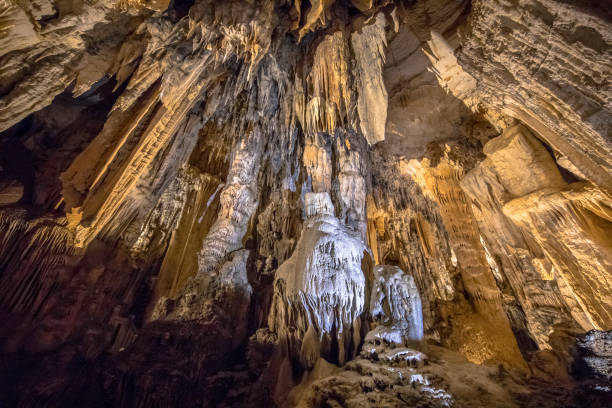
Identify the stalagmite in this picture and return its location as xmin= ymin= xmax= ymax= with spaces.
xmin=370 ymin=265 xmax=424 ymax=343
xmin=268 ymin=192 xmax=369 ymax=369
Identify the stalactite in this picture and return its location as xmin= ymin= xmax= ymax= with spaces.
xmin=0 ymin=210 xmax=78 ymax=319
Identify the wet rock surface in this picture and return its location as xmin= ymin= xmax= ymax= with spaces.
xmin=573 ymin=330 xmax=612 ymax=393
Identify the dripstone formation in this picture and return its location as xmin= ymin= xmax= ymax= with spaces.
xmin=0 ymin=1 xmax=611 ymax=407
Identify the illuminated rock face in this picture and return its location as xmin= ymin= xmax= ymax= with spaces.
xmin=458 ymin=0 xmax=612 ymax=195
xmin=0 ymin=0 xmax=611 ymax=406
xmin=268 ymin=192 xmax=368 ymax=370
xmin=370 ymin=265 xmax=424 ymax=342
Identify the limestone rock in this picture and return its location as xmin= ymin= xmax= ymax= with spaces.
xmin=458 ymin=0 xmax=612 ymax=194
xmin=293 ymin=341 xmax=525 ymax=408
xmin=370 ymin=265 xmax=424 ymax=342
xmin=268 ymin=192 xmax=369 ymax=369
xmin=351 ymin=12 xmax=388 ymax=145
xmin=0 ymin=1 xmax=611 ymax=407
xmin=483 ymin=124 xmax=566 ymax=197
xmin=461 ymin=124 xmax=589 ymax=351
xmin=573 ymin=330 xmax=612 ymax=392
xmin=503 ymin=182 xmax=612 ymax=330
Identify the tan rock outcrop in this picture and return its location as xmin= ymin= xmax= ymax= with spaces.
xmin=458 ymin=0 xmax=612 ymax=194
xmin=462 ymin=126 xmax=590 ymax=351
xmin=464 ymin=123 xmax=612 ymax=332
xmin=351 ymin=12 xmax=388 ymax=145
xmin=503 ymin=182 xmax=612 ymax=330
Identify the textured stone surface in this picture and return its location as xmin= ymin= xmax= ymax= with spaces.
xmin=504 ymin=182 xmax=612 ymax=331
xmin=573 ymin=330 xmax=612 ymax=392
xmin=458 ymin=0 xmax=612 ymax=194
xmin=351 ymin=12 xmax=388 ymax=145
xmin=370 ymin=265 xmax=424 ymax=342
xmin=0 ymin=0 xmax=611 ymax=406
xmin=268 ymin=192 xmax=369 ymax=370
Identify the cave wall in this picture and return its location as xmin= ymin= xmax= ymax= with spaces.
xmin=0 ymin=0 xmax=610 ymax=406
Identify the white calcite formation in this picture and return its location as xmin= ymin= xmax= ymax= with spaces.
xmin=268 ymin=192 xmax=369 ymax=369
xmin=370 ymin=265 xmax=424 ymax=343
xmin=197 ymin=129 xmax=262 ymax=275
